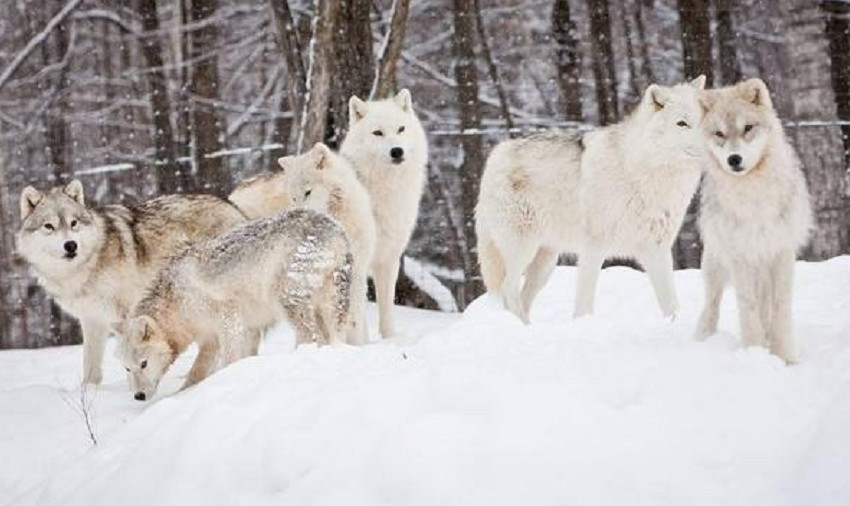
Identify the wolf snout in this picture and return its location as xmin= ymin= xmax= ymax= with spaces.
xmin=63 ymin=240 xmax=78 ymax=257
xmin=134 ymin=392 xmax=147 ymax=401
xmin=390 ymin=147 xmax=405 ymax=163
xmin=727 ymin=154 xmax=743 ymax=172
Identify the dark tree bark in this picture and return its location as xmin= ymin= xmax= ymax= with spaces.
xmin=634 ymin=0 xmax=656 ymax=86
xmin=296 ymin=0 xmax=339 ymax=152
xmin=371 ymin=0 xmax=412 ymax=99
xmin=137 ymin=0 xmax=184 ymax=193
xmin=714 ymin=0 xmax=742 ymax=85
xmin=452 ymin=0 xmax=485 ymax=307
xmin=472 ymin=0 xmax=514 ymax=136
xmin=269 ymin=0 xmax=307 ymax=150
xmin=189 ymin=0 xmax=230 ymax=196
xmin=821 ymin=0 xmax=850 ymax=171
xmin=677 ymin=0 xmax=713 ymax=86
xmin=621 ymin=0 xmax=641 ymax=102
xmin=552 ymin=0 xmax=582 ymax=121
xmin=587 ymin=0 xmax=619 ymax=125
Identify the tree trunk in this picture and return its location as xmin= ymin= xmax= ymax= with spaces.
xmin=269 ymin=0 xmax=306 ymax=150
xmin=328 ymin=0 xmax=373 ymax=147
xmin=137 ymin=0 xmax=183 ymax=193
xmin=714 ymin=0 xmax=742 ymax=85
xmin=552 ymin=0 xmax=582 ymax=121
xmin=677 ymin=0 xmax=713 ymax=86
xmin=296 ymin=0 xmax=339 ymax=152
xmin=472 ymin=0 xmax=514 ymax=136
xmin=587 ymin=0 xmax=619 ymax=125
xmin=371 ymin=0 xmax=411 ymax=99
xmin=451 ymin=0 xmax=485 ymax=307
xmin=189 ymin=0 xmax=229 ymax=195
xmin=821 ymin=0 xmax=850 ymax=171
xmin=634 ymin=0 xmax=655 ymax=86
xmin=781 ymin=0 xmax=849 ymax=258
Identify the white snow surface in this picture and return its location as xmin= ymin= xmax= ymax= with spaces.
xmin=3 ymin=259 xmax=850 ymax=506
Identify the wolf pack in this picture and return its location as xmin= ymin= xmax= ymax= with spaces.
xmin=15 ymin=76 xmax=812 ymax=402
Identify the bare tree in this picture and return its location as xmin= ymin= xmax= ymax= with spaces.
xmin=678 ymin=0 xmax=713 ymax=85
xmin=587 ymin=0 xmax=619 ymax=124
xmin=296 ymin=0 xmax=339 ymax=152
xmin=821 ymin=0 xmax=850 ymax=170
xmin=634 ymin=0 xmax=656 ymax=86
xmin=714 ymin=0 xmax=742 ymax=85
xmin=552 ymin=0 xmax=583 ymax=120
xmin=371 ymin=0 xmax=412 ymax=99
xmin=269 ymin=0 xmax=306 ymax=150
xmin=473 ymin=0 xmax=515 ymax=135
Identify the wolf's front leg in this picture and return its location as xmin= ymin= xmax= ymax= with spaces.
xmin=217 ymin=313 xmax=247 ymax=367
xmin=642 ymin=247 xmax=679 ymax=319
xmin=182 ymin=339 xmax=220 ymax=390
xmin=767 ymin=251 xmax=797 ymax=364
xmin=81 ymin=319 xmax=109 ymax=385
xmin=732 ymin=267 xmax=767 ymax=350
xmin=695 ymin=251 xmax=727 ymax=340
xmin=574 ymin=246 xmax=605 ymax=318
xmin=373 ymin=257 xmax=400 ymax=338
xmin=346 ymin=264 xmax=370 ymax=345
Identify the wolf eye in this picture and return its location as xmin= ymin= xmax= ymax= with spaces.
xmin=124 ymin=367 xmax=130 ymax=372
xmin=398 ymin=126 xmax=405 ymax=134
xmin=372 ymin=130 xmax=383 ymax=137
xmin=714 ymin=131 xmax=725 ymax=139
xmin=677 ymin=120 xmax=689 ymax=128
xmin=140 ymin=360 xmax=147 ymax=369
xmin=43 ymin=223 xmax=54 ymax=231
xmin=70 ymin=220 xmax=78 ymax=228
xmin=743 ymin=124 xmax=754 ymax=133
xmin=304 ymin=189 xmax=312 ymax=198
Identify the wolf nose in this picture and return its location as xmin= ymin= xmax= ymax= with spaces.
xmin=727 ymin=154 xmax=743 ymax=170
xmin=134 ymin=392 xmax=146 ymax=401
xmin=390 ymin=147 xmax=404 ymax=160
xmin=64 ymin=241 xmax=77 ymax=254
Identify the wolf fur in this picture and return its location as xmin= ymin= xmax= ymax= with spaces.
xmin=341 ymin=89 xmax=428 ymax=338
xmin=113 ymin=209 xmax=353 ymax=400
xmin=228 ymin=171 xmax=292 ymax=220
xmin=476 ymin=77 xmax=708 ymax=323
xmin=695 ymin=79 xmax=812 ymax=364
xmin=16 ymin=181 xmax=247 ymax=384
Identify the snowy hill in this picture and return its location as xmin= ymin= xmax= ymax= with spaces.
xmin=3 ymin=258 xmax=850 ymax=506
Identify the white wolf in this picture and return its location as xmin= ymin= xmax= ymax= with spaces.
xmin=476 ymin=77 xmax=708 ymax=323
xmin=229 ymin=143 xmax=376 ymax=346
xmin=114 ymin=209 xmax=353 ymax=401
xmin=342 ymin=89 xmax=428 ymax=338
xmin=16 ymin=181 xmax=246 ymax=384
xmin=695 ymin=79 xmax=812 ymax=364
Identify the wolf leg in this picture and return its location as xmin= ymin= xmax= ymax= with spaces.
xmin=499 ymin=241 xmax=539 ymax=324
xmin=81 ymin=319 xmax=108 ymax=385
xmin=286 ymin=303 xmax=319 ymax=346
xmin=182 ymin=339 xmax=220 ymax=390
xmin=347 ymin=264 xmax=369 ymax=345
xmin=520 ymin=247 xmax=558 ymax=320
xmin=217 ymin=311 xmax=247 ymax=367
xmin=574 ymin=246 xmax=605 ymax=318
xmin=695 ymin=251 xmax=727 ymax=340
xmin=768 ymin=251 xmax=797 ymax=364
xmin=732 ymin=266 xmax=767 ymax=350
xmin=642 ymin=247 xmax=679 ymax=319
xmin=373 ymin=256 xmax=401 ymax=338
xmin=246 ymin=328 xmax=262 ymax=356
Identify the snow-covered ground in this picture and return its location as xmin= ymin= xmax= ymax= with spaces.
xmin=3 ymin=259 xmax=850 ymax=506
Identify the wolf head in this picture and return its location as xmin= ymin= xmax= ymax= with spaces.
xmin=113 ymin=315 xmax=176 ymax=401
xmin=343 ymin=89 xmax=428 ymax=167
xmin=278 ymin=143 xmax=349 ymax=212
xmin=16 ymin=180 xmax=103 ymax=277
xmin=701 ymin=78 xmax=777 ymax=177
xmin=633 ymin=76 xmax=708 ymax=161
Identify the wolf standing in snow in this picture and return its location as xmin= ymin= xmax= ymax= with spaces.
xmin=114 ymin=209 xmax=353 ymax=401
xmin=342 ymin=89 xmax=428 ymax=338
xmin=695 ymin=79 xmax=812 ymax=364
xmin=16 ymin=181 xmax=246 ymax=384
xmin=230 ymin=143 xmax=376 ymax=346
xmin=476 ymin=77 xmax=708 ymax=323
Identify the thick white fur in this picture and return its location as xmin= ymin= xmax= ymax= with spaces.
xmin=279 ymin=143 xmax=377 ymax=345
xmin=476 ymin=78 xmax=708 ymax=322
xmin=341 ymin=89 xmax=428 ymax=338
xmin=695 ymin=79 xmax=812 ymax=364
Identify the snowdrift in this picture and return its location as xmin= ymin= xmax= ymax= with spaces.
xmin=3 ymin=258 xmax=850 ymax=506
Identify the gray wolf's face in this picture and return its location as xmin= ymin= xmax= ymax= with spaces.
xmin=640 ymin=76 xmax=708 ymax=160
xmin=17 ymin=181 xmax=101 ymax=272
xmin=114 ymin=316 xmax=175 ymax=401
xmin=702 ymin=79 xmax=773 ymax=177
xmin=278 ymin=143 xmax=337 ymax=212
xmin=347 ymin=89 xmax=421 ymax=165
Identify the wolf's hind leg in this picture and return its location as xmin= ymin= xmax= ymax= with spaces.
xmin=182 ymin=339 xmax=219 ymax=390
xmin=695 ymin=251 xmax=727 ymax=340
xmin=520 ymin=247 xmax=558 ymax=320
xmin=574 ymin=246 xmax=605 ymax=318
xmin=642 ymin=247 xmax=678 ymax=319
xmin=767 ymin=251 xmax=797 ymax=364
xmin=500 ymin=241 xmax=538 ymax=324
xmin=285 ymin=303 xmax=319 ymax=347
xmin=81 ymin=319 xmax=108 ymax=385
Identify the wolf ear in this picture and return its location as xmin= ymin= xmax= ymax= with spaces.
xmin=738 ymin=78 xmax=773 ymax=109
xmin=310 ymin=143 xmax=333 ymax=171
xmin=349 ymin=96 xmax=368 ymax=124
xmin=689 ymin=75 xmax=707 ymax=90
xmin=63 ymin=180 xmax=84 ymax=206
xmin=394 ymin=89 xmax=413 ymax=113
xmin=276 ymin=156 xmax=292 ymax=173
xmin=20 ymin=186 xmax=44 ymax=220
xmin=644 ymin=84 xmax=669 ymax=111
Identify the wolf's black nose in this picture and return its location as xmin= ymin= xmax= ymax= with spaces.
xmin=390 ymin=147 xmax=404 ymax=160
xmin=134 ymin=392 xmax=146 ymax=401
xmin=727 ymin=154 xmax=742 ymax=169
xmin=64 ymin=241 xmax=77 ymax=254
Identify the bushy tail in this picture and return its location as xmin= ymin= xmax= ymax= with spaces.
xmin=476 ymin=224 xmax=505 ymax=295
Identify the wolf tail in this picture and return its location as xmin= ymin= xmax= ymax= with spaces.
xmin=476 ymin=224 xmax=505 ymax=295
